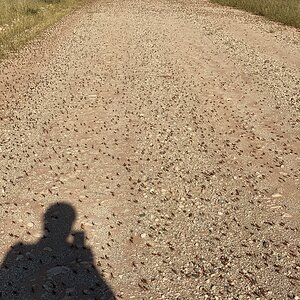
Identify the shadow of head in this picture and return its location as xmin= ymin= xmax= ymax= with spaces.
xmin=43 ymin=202 xmax=76 ymax=242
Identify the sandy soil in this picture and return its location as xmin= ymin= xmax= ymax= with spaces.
xmin=0 ymin=0 xmax=299 ymax=299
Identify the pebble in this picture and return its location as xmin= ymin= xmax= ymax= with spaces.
xmin=272 ymin=193 xmax=283 ymax=198
xmin=43 ymin=247 xmax=53 ymax=252
xmin=47 ymin=266 xmax=70 ymax=277
xmin=282 ymin=213 xmax=292 ymax=218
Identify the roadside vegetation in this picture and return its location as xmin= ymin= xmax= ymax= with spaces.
xmin=211 ymin=0 xmax=300 ymax=28
xmin=0 ymin=0 xmax=84 ymax=59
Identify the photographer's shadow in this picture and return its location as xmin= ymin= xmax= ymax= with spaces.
xmin=0 ymin=202 xmax=115 ymax=300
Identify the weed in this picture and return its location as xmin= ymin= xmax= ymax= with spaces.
xmin=211 ymin=0 xmax=300 ymax=28
xmin=0 ymin=0 xmax=84 ymax=59
xmin=25 ymin=7 xmax=40 ymax=15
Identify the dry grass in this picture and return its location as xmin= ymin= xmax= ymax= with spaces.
xmin=0 ymin=0 xmax=84 ymax=59
xmin=211 ymin=0 xmax=300 ymax=28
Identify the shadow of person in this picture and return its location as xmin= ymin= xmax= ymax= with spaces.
xmin=0 ymin=202 xmax=115 ymax=300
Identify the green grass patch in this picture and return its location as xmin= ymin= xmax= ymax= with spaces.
xmin=0 ymin=0 xmax=85 ymax=59
xmin=211 ymin=0 xmax=300 ymax=28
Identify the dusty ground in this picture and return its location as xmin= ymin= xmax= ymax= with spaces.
xmin=0 ymin=0 xmax=299 ymax=299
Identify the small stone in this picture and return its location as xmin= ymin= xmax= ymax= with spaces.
xmin=271 ymin=193 xmax=282 ymax=198
xmin=66 ymin=288 xmax=75 ymax=296
xmin=83 ymin=289 xmax=90 ymax=295
xmin=141 ymin=233 xmax=147 ymax=239
xmin=43 ymin=247 xmax=53 ymax=252
xmin=43 ymin=281 xmax=55 ymax=292
xmin=270 ymin=205 xmax=282 ymax=210
xmin=47 ymin=266 xmax=70 ymax=277
xmin=16 ymin=255 xmax=24 ymax=261
xmin=282 ymin=213 xmax=292 ymax=218
xmin=279 ymin=172 xmax=288 ymax=176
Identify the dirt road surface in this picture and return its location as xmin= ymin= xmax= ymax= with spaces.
xmin=0 ymin=0 xmax=299 ymax=299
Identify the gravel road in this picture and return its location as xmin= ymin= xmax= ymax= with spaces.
xmin=0 ymin=0 xmax=299 ymax=299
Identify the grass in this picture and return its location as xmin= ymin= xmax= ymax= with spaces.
xmin=211 ymin=0 xmax=300 ymax=28
xmin=0 ymin=0 xmax=85 ymax=59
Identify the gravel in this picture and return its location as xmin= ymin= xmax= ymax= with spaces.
xmin=0 ymin=0 xmax=299 ymax=299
